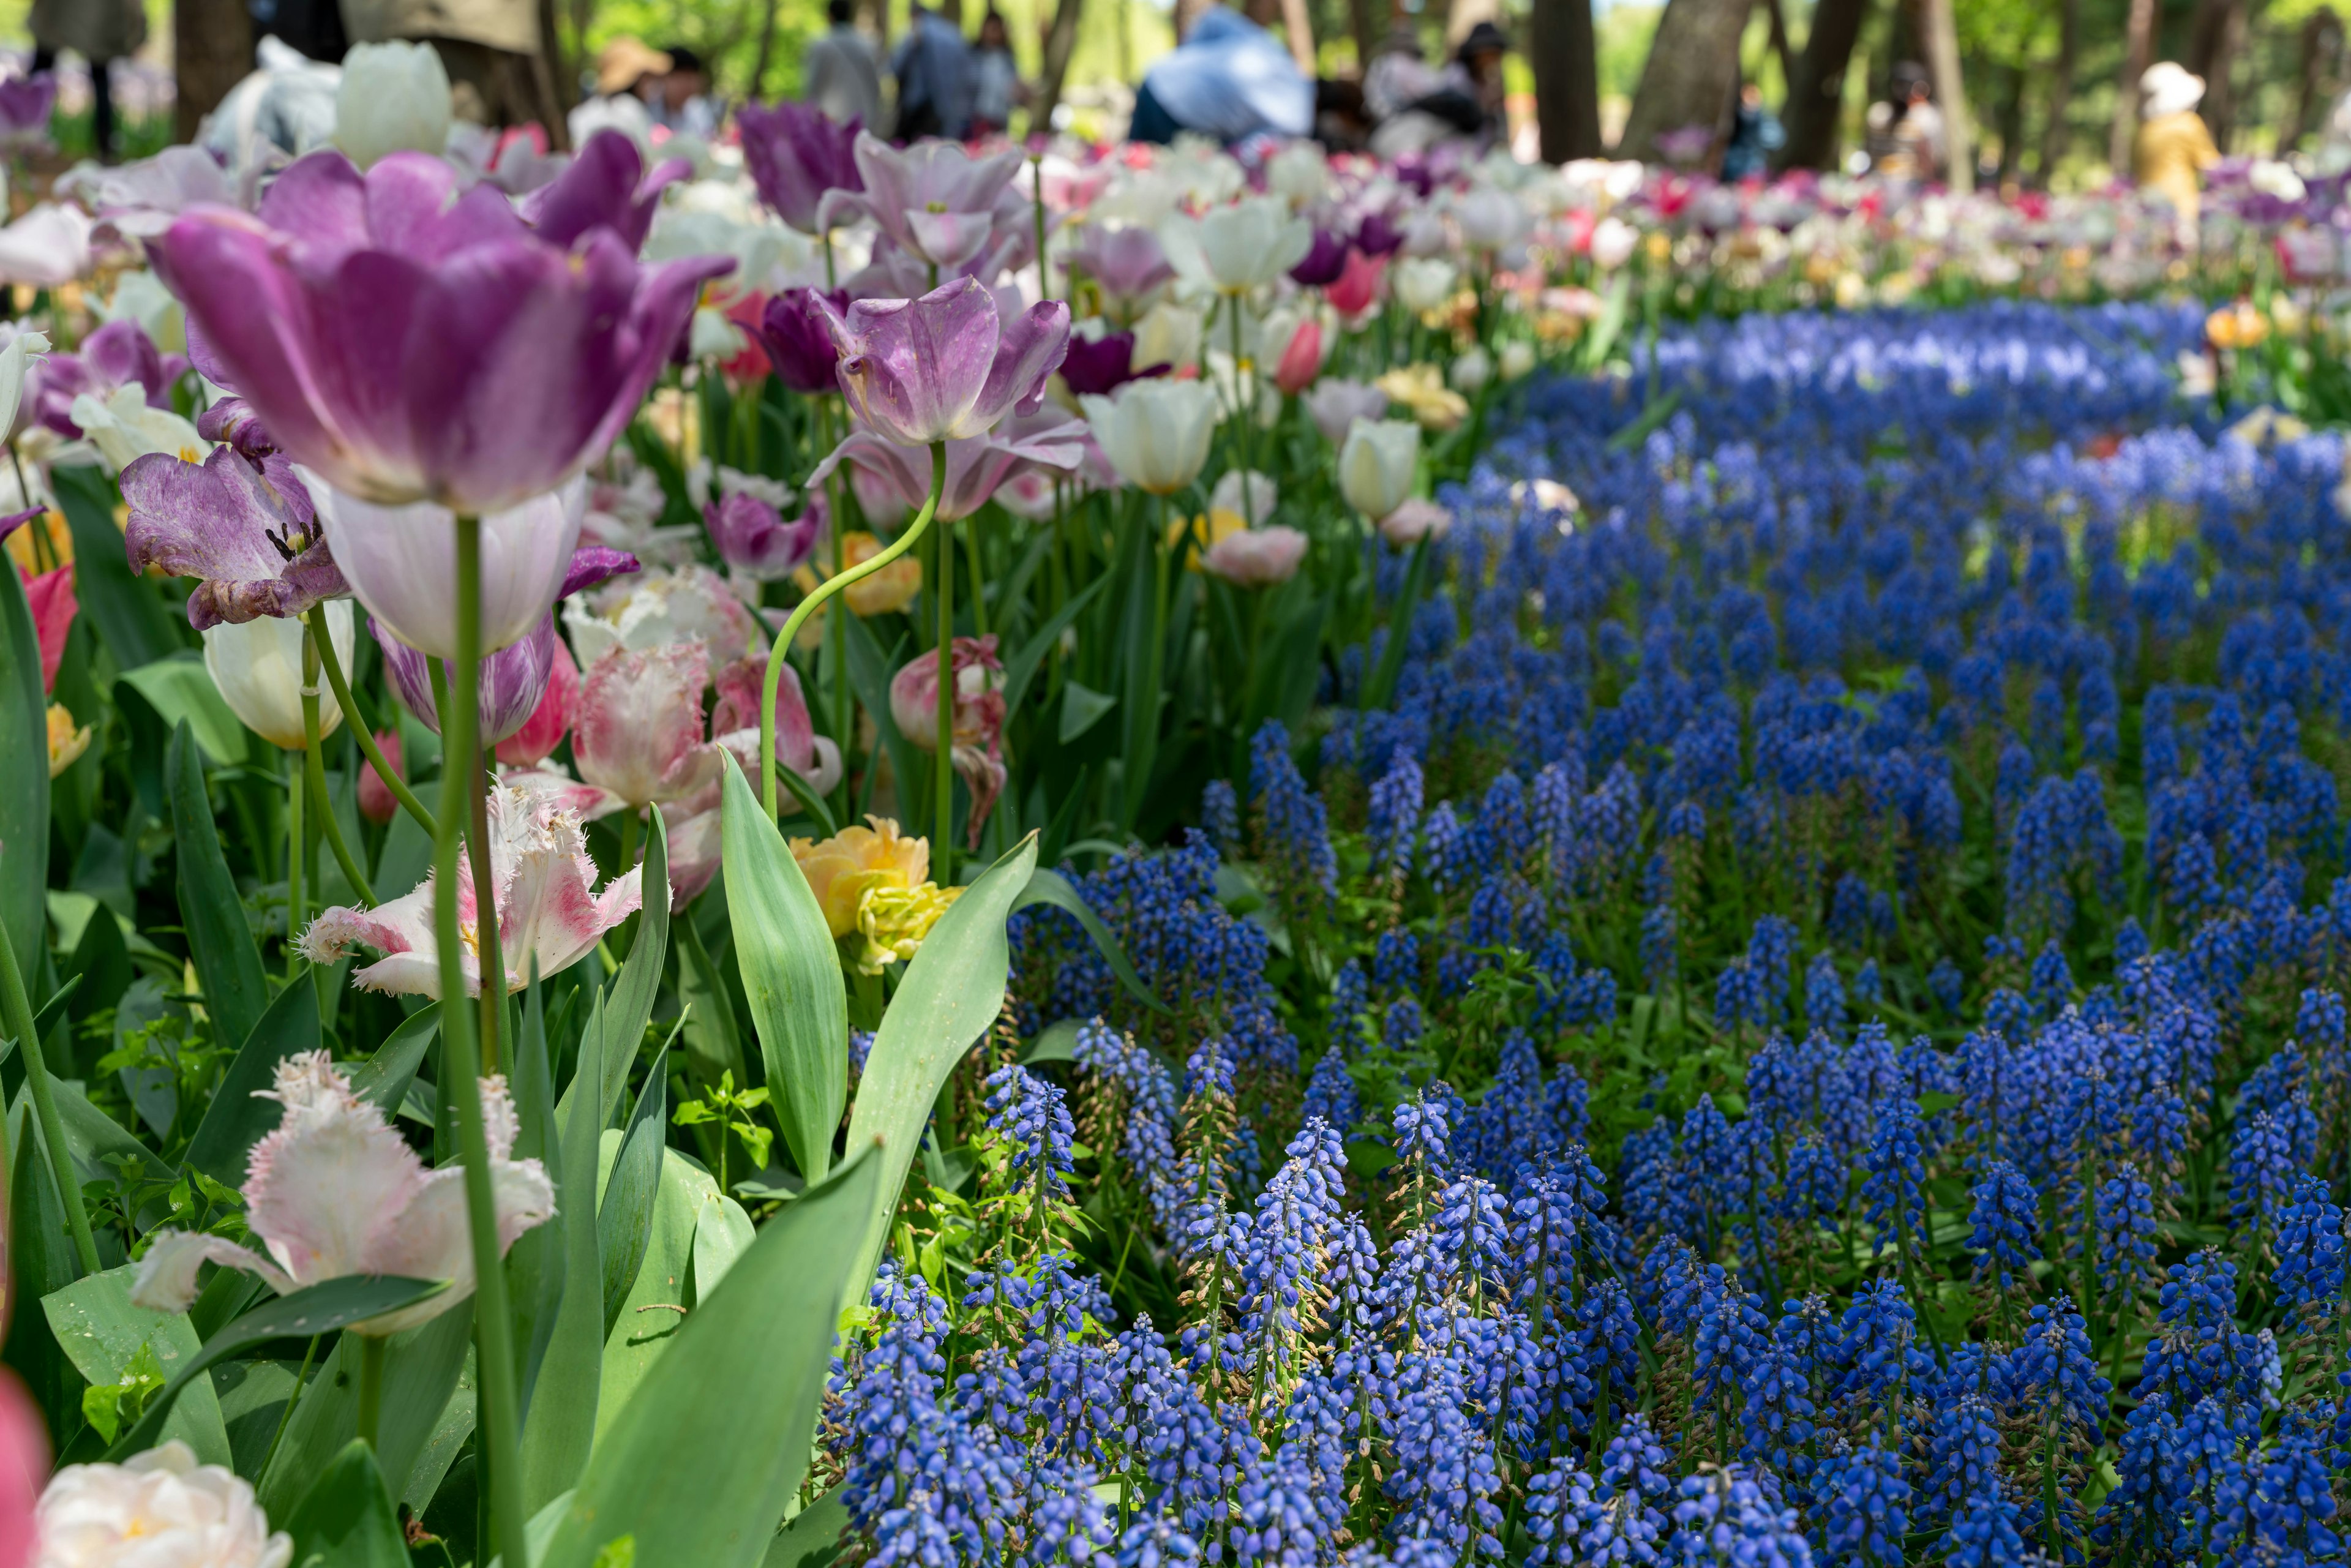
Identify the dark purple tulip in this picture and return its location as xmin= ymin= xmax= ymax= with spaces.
xmin=1290 ymin=228 xmax=1349 ymax=288
xmin=197 ymin=397 xmax=276 ymax=467
xmin=703 ymin=489 xmax=826 ymax=579
xmin=520 ymin=130 xmax=689 ymax=255
xmin=756 ymin=287 xmax=847 ymax=394
xmin=1354 ymin=211 xmax=1407 ymax=257
xmin=31 ymin=318 xmax=174 ymax=437
xmin=121 ymin=446 xmax=346 ymax=630
xmin=374 ymin=612 xmax=560 ymax=746
xmin=157 ymin=148 xmax=729 ymax=514
xmin=1057 ymin=332 xmax=1166 ymax=398
xmin=0 ymin=73 xmax=54 ymax=152
xmin=738 ymin=101 xmax=864 ymax=235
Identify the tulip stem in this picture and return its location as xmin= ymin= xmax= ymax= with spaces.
xmin=962 ymin=513 xmax=989 ymax=639
xmin=437 ymin=511 xmax=532 ymax=1568
xmin=937 ymin=491 xmax=956 ymax=865
xmin=286 ymin=738 xmax=305 ymax=980
xmin=1229 ymin=298 xmax=1258 ymax=525
xmin=818 ymin=395 xmax=852 ymax=823
xmin=0 ymin=917 xmax=99 ymax=1276
xmin=761 ymin=441 xmax=948 ymax=822
xmin=308 ymin=607 xmax=437 ymax=838
xmin=356 ymin=1333 xmax=388 ymax=1450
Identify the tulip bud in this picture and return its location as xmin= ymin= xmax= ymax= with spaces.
xmin=203 ymin=602 xmax=353 ymax=751
xmin=1376 ymin=498 xmax=1452 ymax=548
xmin=1337 ymin=419 xmax=1420 ymax=523
xmin=334 ymin=41 xmax=454 ymax=170
xmin=1273 ymin=318 xmax=1324 ymax=396
xmin=1081 ymin=378 xmax=1223 ymax=496
xmin=1392 ymin=258 xmax=1458 ymax=316
xmin=1499 ymin=340 xmax=1536 ymax=381
xmin=359 ymin=729 xmax=404 ymax=823
xmin=1449 ymin=346 xmax=1492 ymax=395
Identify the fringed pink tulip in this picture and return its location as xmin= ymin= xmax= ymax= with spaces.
xmin=297 ymin=783 xmax=643 ymax=997
xmin=132 ymin=1052 xmax=553 ymax=1335
xmin=572 ymin=642 xmax=725 ymax=811
xmin=888 ymin=635 xmax=1006 ymax=845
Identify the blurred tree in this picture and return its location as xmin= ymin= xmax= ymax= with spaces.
xmin=2282 ymin=7 xmax=2344 ymax=149
xmin=1779 ymin=0 xmax=1872 ymax=168
xmin=2109 ymin=0 xmax=2154 ymax=168
xmin=1531 ymin=0 xmax=1602 ymax=159
xmin=175 ymin=0 xmax=253 ymax=138
xmin=1616 ymin=0 xmax=1746 ymax=156
xmin=2038 ymin=0 xmax=2077 ymax=181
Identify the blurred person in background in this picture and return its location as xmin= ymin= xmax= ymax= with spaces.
xmin=1720 ymin=81 xmax=1783 ymax=181
xmin=1862 ymin=62 xmax=1941 ymax=184
xmin=804 ymin=0 xmax=885 ymax=128
xmin=968 ymin=10 xmax=1026 ymax=138
xmin=892 ymin=4 xmax=974 ymax=140
xmin=2135 ymin=61 xmax=2218 ymax=245
xmin=1131 ymin=4 xmax=1310 ymax=146
xmin=1367 ymin=19 xmax=1509 ymax=157
xmin=650 ymin=44 xmax=719 ymax=137
xmin=31 ymin=0 xmax=144 ymax=158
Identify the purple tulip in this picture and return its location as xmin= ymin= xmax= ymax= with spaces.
xmin=121 ymin=446 xmax=347 ymax=630
xmin=1290 ymin=229 xmax=1349 ymax=288
xmin=755 ymin=287 xmax=847 ymax=395
xmin=196 ymin=397 xmax=277 ymax=465
xmin=0 ymin=73 xmax=54 ymax=153
xmin=814 ymin=276 xmax=1070 ymax=449
xmin=738 ymin=101 xmax=863 ymax=235
xmin=1057 ymin=332 xmax=1166 ymax=398
xmin=520 ymin=129 xmax=691 ymax=255
xmin=704 ymin=489 xmax=827 ymax=579
xmin=816 ymin=132 xmax=1028 ymax=273
xmin=156 ymin=146 xmax=729 ymax=514
xmin=373 ymin=612 xmax=563 ymax=747
xmin=29 ymin=318 xmax=177 ymax=438
xmin=811 ymin=410 xmax=1086 ymax=523
xmin=1354 ymin=211 xmax=1408 ymax=258
xmin=1059 ymin=226 xmax=1176 ymax=311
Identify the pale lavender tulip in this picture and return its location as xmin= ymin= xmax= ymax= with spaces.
xmin=310 ymin=476 xmax=627 ymax=659
xmin=156 ymin=145 xmax=727 ymax=512
xmin=816 ymin=132 xmax=1028 ymax=272
xmin=374 ymin=612 xmax=565 ymax=747
xmin=1303 ymin=378 xmax=1390 ymax=445
xmin=59 ymin=145 xmax=238 ymax=241
xmin=816 ymin=276 xmax=1070 ymax=449
xmin=121 ymin=446 xmax=347 ymax=630
xmin=0 ymin=73 xmax=54 ymax=154
xmin=738 ymin=100 xmax=863 ymax=234
xmin=704 ymin=489 xmax=826 ymax=579
xmin=1060 ymin=225 xmax=1176 ymax=313
xmin=1201 ymin=525 xmax=1309 ymax=587
xmin=133 ymin=1052 xmax=553 ymax=1335
xmin=298 ymin=782 xmax=645 ymax=997
xmin=809 ymin=410 xmax=1086 ymax=522
xmin=519 ymin=128 xmax=689 ymax=254
xmin=28 ymin=318 xmax=179 ymax=438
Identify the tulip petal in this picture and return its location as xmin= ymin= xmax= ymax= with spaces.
xmin=243 ymin=1052 xmax=430 ymax=1286
xmin=130 ymin=1232 xmax=297 ymax=1312
xmin=964 ymin=301 xmax=1073 ymax=436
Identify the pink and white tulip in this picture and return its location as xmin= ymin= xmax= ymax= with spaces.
xmin=889 ymin=635 xmax=1007 ymax=845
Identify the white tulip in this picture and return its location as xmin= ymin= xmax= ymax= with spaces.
xmin=1081 ymin=378 xmax=1223 ymax=495
xmin=333 ymin=41 xmax=454 ymax=170
xmin=1499 ymin=340 xmax=1537 ymax=381
xmin=1211 ymin=469 xmax=1279 ymax=525
xmin=36 ymin=1441 xmax=293 ymax=1568
xmin=1392 ymin=257 xmax=1458 ymax=315
xmin=203 ymin=602 xmax=353 ymax=751
xmin=1590 ymin=217 xmax=1638 ymax=271
xmin=71 ymin=385 xmax=204 ymax=471
xmin=98 ymin=270 xmax=186 ymax=352
xmin=1131 ymin=300 xmax=1205 ymax=375
xmin=1450 ymin=345 xmax=1493 ymax=394
xmin=1264 ymin=140 xmax=1331 ymax=209
xmin=1449 ymin=186 xmax=1528 ymax=253
xmin=0 ymin=326 xmax=47 ymax=438
xmin=1165 ymin=196 xmax=1314 ymax=295
xmin=1337 ymin=418 xmax=1420 ymax=522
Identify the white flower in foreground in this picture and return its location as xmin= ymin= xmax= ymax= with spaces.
xmin=132 ymin=1054 xmax=553 ymax=1337
xmin=1081 ymin=378 xmax=1222 ymax=496
xmin=299 ymin=783 xmax=643 ymax=999
xmin=334 ymin=40 xmax=453 ymax=170
xmin=36 ymin=1441 xmax=291 ymax=1568
xmin=203 ymin=603 xmax=354 ymax=751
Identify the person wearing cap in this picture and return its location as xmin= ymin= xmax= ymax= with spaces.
xmin=2135 ymin=61 xmax=2219 ymax=244
xmin=596 ymin=37 xmax=673 ymax=100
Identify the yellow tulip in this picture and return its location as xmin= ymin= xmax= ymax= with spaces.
xmin=789 ymin=817 xmax=962 ymax=973
xmin=47 ymin=702 xmax=89 ymax=778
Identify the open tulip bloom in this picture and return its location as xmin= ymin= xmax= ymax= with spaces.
xmin=121 ymin=445 xmax=347 ymax=629
xmin=814 ymin=276 xmax=1071 ymax=449
xmin=816 ymin=133 xmax=1028 ymax=273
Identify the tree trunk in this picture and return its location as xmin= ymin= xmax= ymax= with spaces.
xmin=1530 ymin=0 xmax=1602 ymax=161
xmin=174 ymin=0 xmax=254 ymax=142
xmin=1279 ymin=0 xmax=1316 ymax=70
xmin=1760 ymin=0 xmax=1794 ymax=88
xmin=2109 ymin=0 xmax=2155 ymax=172
xmin=534 ymin=0 xmax=574 ymax=145
xmin=1615 ymin=0 xmax=1749 ymax=159
xmin=1777 ymin=0 xmax=1869 ymax=171
xmin=1992 ymin=61 xmax=2024 ymax=182
xmin=2036 ymin=0 xmax=2076 ymax=184
xmin=1918 ymin=0 xmax=1970 ymax=190
xmin=1033 ymin=0 xmax=1086 ymax=127
xmin=2188 ymin=0 xmax=2248 ymax=147
xmin=2284 ymin=10 xmax=2343 ymax=152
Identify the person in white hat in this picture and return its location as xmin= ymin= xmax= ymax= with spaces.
xmin=2134 ymin=61 xmax=2219 ymax=243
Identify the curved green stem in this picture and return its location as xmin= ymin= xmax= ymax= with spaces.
xmin=356 ymin=1333 xmax=388 ymax=1451
xmin=434 ymin=513 xmax=530 ymax=1568
xmin=299 ymin=626 xmax=375 ymax=907
xmin=285 ymin=733 xmax=304 ymax=981
xmin=936 ymin=486 xmax=956 ymax=861
xmin=0 ymin=912 xmax=97 ymax=1274
xmin=762 ymin=440 xmax=948 ymax=822
xmin=308 ymin=606 xmax=436 ymax=838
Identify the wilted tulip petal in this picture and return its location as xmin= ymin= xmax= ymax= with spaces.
xmin=122 ymin=448 xmax=345 ymax=631
xmin=705 ymin=489 xmax=826 ymax=579
xmin=299 ymin=784 xmax=644 ymax=996
xmin=133 ymin=1051 xmax=553 ymax=1335
xmin=888 ymin=635 xmax=1007 ymax=845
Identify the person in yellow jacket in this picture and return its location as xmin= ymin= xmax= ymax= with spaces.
xmin=2135 ymin=61 xmax=2219 ymax=247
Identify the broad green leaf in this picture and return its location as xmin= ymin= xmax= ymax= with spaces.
xmin=168 ymin=721 xmax=269 ymax=1054
xmin=1014 ymin=869 xmax=1168 ymax=1014
xmin=286 ymin=1441 xmax=410 ymax=1568
xmin=53 ymin=463 xmax=182 ymax=670
xmin=62 ymin=891 xmax=133 ymax=1026
xmin=107 ymin=1274 xmax=449 ymax=1460
xmin=118 ymin=656 xmax=248 ymax=767
xmin=596 ymin=1148 xmax=711 ymax=1437
xmin=1116 ymin=527 xmax=1160 ymax=825
xmin=763 ymin=1489 xmax=851 ymax=1568
xmin=538 ymin=1147 xmax=881 ymax=1568
xmin=775 ymin=757 xmax=838 ymax=838
xmin=260 ymin=1302 xmax=474 ymax=1517
xmin=42 ymin=1264 xmax=231 ymax=1465
xmin=348 ymin=1003 xmax=440 ymax=1117
xmin=721 ymin=761 xmax=845 ymax=1184
xmin=0 ymin=559 xmax=48 ymax=975
xmin=690 ymin=1188 xmax=756 ymax=1297
xmin=842 ymin=835 xmax=1038 ymax=1296
xmin=675 ymin=915 xmax=747 ymax=1089
xmin=510 ymin=976 xmax=566 ymax=1420
xmin=1020 ymin=1017 xmax=1085 ymax=1065
xmin=599 ymin=1051 xmax=667 ymax=1336
xmin=1002 ymin=575 xmax=1110 ymax=722
xmin=522 ymin=1021 xmax=604 ymax=1511
xmin=558 ymin=812 xmax=668 ymax=1132
xmin=5 ymin=1112 xmax=80 ymax=1434
xmin=182 ymin=977 xmax=320 ymax=1186
xmin=1057 ymin=678 xmax=1117 ymax=743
